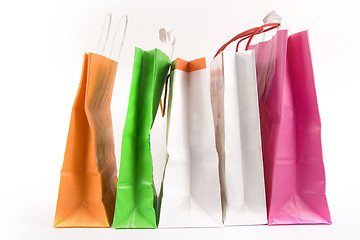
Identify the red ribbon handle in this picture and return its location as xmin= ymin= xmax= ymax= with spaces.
xmin=214 ymin=23 xmax=280 ymax=58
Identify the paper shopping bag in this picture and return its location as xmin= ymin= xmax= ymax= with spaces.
xmin=158 ymin=58 xmax=222 ymax=228
xmin=54 ymin=53 xmax=118 ymax=227
xmin=249 ymin=30 xmax=331 ymax=225
xmin=113 ymin=48 xmax=170 ymax=229
xmin=210 ymin=50 xmax=267 ymax=226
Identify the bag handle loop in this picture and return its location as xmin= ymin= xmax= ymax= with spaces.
xmin=158 ymin=28 xmax=176 ymax=117
xmin=213 ymin=22 xmax=280 ymax=58
xmin=159 ymin=74 xmax=171 ymax=117
xmin=244 ymin=23 xmax=280 ymax=50
xmin=96 ymin=13 xmax=112 ymax=55
xmin=110 ymin=15 xmax=128 ymax=61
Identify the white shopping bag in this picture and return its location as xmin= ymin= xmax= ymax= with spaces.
xmin=210 ymin=50 xmax=267 ymax=226
xmin=158 ymin=58 xmax=222 ymax=228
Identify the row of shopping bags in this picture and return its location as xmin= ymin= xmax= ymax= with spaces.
xmin=54 ymin=11 xmax=331 ymax=228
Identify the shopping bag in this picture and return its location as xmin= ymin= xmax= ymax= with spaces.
xmin=113 ymin=47 xmax=170 ymax=229
xmin=210 ymin=50 xmax=267 ymax=225
xmin=158 ymin=58 xmax=222 ymax=228
xmin=54 ymin=53 xmax=119 ymax=228
xmin=54 ymin=15 xmax=127 ymax=227
xmin=247 ymin=21 xmax=331 ymax=224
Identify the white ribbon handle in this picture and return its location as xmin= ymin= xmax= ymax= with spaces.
xmin=263 ymin=11 xmax=282 ymax=24
xmin=158 ymin=28 xmax=176 ymax=60
xmin=110 ymin=15 xmax=128 ymax=61
xmin=262 ymin=11 xmax=291 ymax=40
xmin=97 ymin=13 xmax=112 ymax=55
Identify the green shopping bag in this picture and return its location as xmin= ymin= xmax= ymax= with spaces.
xmin=113 ymin=47 xmax=170 ymax=228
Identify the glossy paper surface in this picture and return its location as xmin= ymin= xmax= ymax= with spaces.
xmin=113 ymin=48 xmax=170 ymax=229
xmin=158 ymin=58 xmax=222 ymax=228
xmin=54 ymin=53 xmax=118 ymax=227
xmin=210 ymin=51 xmax=268 ymax=226
xmin=249 ymin=30 xmax=331 ymax=225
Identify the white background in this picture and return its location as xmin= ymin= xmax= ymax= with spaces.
xmin=0 ymin=0 xmax=359 ymax=239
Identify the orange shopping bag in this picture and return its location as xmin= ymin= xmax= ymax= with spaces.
xmin=54 ymin=14 xmax=128 ymax=227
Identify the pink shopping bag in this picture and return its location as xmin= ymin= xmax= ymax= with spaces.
xmin=249 ymin=29 xmax=331 ymax=225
